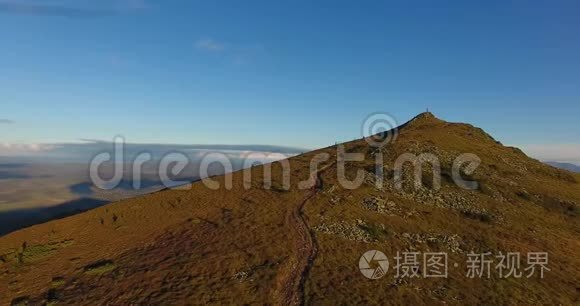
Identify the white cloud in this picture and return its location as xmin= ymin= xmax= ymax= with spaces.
xmin=0 ymin=141 xmax=303 ymax=160
xmin=189 ymin=149 xmax=295 ymax=162
xmin=519 ymin=144 xmax=580 ymax=164
xmin=0 ymin=143 xmax=57 ymax=156
xmin=195 ymin=38 xmax=226 ymax=52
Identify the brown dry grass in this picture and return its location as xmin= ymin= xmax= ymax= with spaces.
xmin=0 ymin=113 xmax=578 ymax=305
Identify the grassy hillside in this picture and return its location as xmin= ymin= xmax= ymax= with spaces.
xmin=1 ymin=113 xmax=578 ymax=305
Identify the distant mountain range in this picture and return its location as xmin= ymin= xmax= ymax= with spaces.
xmin=545 ymin=161 xmax=580 ymax=173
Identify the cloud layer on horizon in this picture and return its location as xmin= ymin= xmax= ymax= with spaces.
xmin=519 ymin=144 xmax=580 ymax=164
xmin=2 ymin=140 xmax=577 ymax=166
xmin=0 ymin=140 xmax=305 ymax=163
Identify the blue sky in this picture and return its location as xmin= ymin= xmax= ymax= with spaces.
xmin=1 ymin=0 xmax=579 ymax=160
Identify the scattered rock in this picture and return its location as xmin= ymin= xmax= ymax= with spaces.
xmin=362 ymin=196 xmax=386 ymax=212
xmin=314 ymin=221 xmax=376 ymax=242
xmin=396 ymin=232 xmax=464 ymax=253
xmin=328 ymin=195 xmax=342 ymax=205
xmin=233 ymin=271 xmax=249 ymax=282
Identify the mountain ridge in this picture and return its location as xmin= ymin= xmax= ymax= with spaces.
xmin=1 ymin=113 xmax=578 ymax=305
xmin=546 ymin=161 xmax=580 ymax=173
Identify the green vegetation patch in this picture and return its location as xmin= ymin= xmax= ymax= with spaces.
xmin=1 ymin=239 xmax=74 ymax=265
xmin=358 ymin=223 xmax=389 ymax=241
xmin=21 ymin=239 xmax=74 ymax=262
xmin=51 ymin=277 xmax=66 ymax=288
xmin=83 ymin=260 xmax=118 ymax=275
xmin=188 ymin=218 xmax=202 ymax=224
